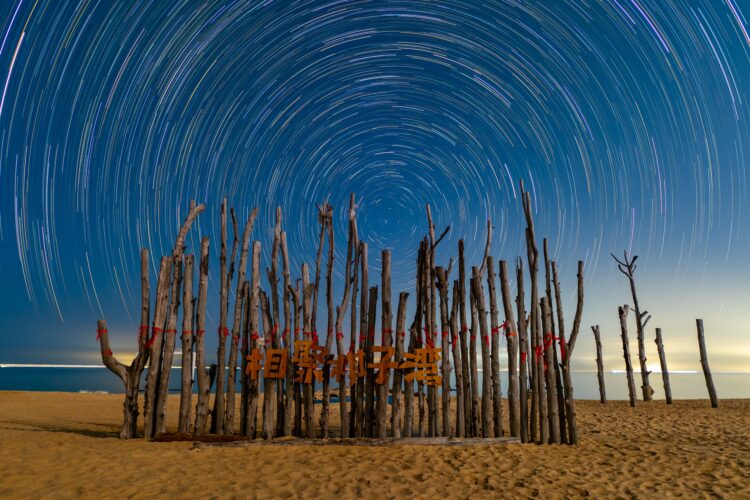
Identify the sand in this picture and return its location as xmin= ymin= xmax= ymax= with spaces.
xmin=0 ymin=392 xmax=747 ymax=498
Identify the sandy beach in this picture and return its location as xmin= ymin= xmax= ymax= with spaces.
xmin=0 ymin=392 xmax=747 ymax=498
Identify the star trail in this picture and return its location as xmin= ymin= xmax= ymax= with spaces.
xmin=0 ymin=1 xmax=748 ymax=371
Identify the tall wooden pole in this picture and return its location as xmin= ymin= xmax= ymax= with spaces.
xmin=469 ymin=279 xmax=480 ymax=437
xmin=391 ymin=291 xmax=409 ymax=437
xmin=403 ymin=241 xmax=425 ymax=438
xmin=347 ymin=200 xmax=360 ymax=438
xmin=178 ymin=255 xmax=195 ymax=433
xmin=376 ymin=250 xmax=393 ymax=438
xmin=280 ymin=232 xmax=294 ymax=435
xmin=450 ymin=280 xmax=464 ymax=438
xmin=515 ymin=258 xmax=529 ymax=443
xmin=435 ymin=266 xmax=452 ymax=437
xmin=499 ymin=260 xmax=519 ymax=438
xmin=335 ymin=194 xmax=356 ymax=437
xmin=486 ymin=257 xmax=503 ymax=437
xmin=472 ymin=267 xmax=492 ymax=438
xmin=268 ymin=208 xmax=284 ymax=436
xmin=558 ymin=261 xmax=584 ymax=444
xmin=354 ymin=242 xmax=368 ymax=437
xmin=458 ymin=240 xmax=471 ymax=436
xmin=212 ymin=199 xmax=231 ymax=434
xmin=418 ymin=238 xmax=428 ymax=437
xmin=301 ymin=264 xmax=315 ymax=438
xmin=619 ymin=305 xmax=637 ymax=408
xmin=319 ymin=205 xmax=335 ymax=438
xmin=364 ymin=285 xmax=378 ymax=437
xmin=193 ymin=239 xmax=211 ymax=434
xmin=592 ymin=325 xmax=607 ymax=404
xmin=260 ymin=291 xmax=275 ymax=438
xmin=654 ymin=327 xmax=672 ymax=404
xmin=696 ymin=319 xmax=718 ymax=408
xmin=545 ymin=241 xmax=566 ymax=443
xmin=541 ymin=297 xmax=559 ymax=443
xmin=243 ymin=242 xmax=261 ymax=437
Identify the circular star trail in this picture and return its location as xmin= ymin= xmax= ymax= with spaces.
xmin=0 ymin=1 xmax=748 ymax=364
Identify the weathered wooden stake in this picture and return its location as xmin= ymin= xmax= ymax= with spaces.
xmin=471 ymin=267 xmax=492 ymax=438
xmin=618 ymin=305 xmax=637 ymax=407
xmin=193 ymin=239 xmax=211 ymax=433
xmin=450 ymin=280 xmax=464 ymax=438
xmin=515 ymin=258 xmax=529 ymax=443
xmin=280 ymin=232 xmax=294 ymax=435
xmin=592 ymin=325 xmax=607 ymax=404
xmin=376 ymin=250 xmax=392 ymax=438
xmin=178 ymin=255 xmax=195 ymax=433
xmin=260 ymin=291 xmax=276 ymax=438
xmin=696 ymin=319 xmax=718 ymax=408
xmin=302 ymin=264 xmax=315 ymax=438
xmin=320 ymin=204 xmax=335 ymax=438
xmin=391 ymin=291 xmax=409 ymax=437
xmin=469 ymin=280 xmax=480 ymax=438
xmin=212 ymin=199 xmax=232 ymax=434
xmin=435 ymin=266 xmax=452 ymax=437
xmin=654 ymin=327 xmax=672 ymax=404
xmin=364 ymin=285 xmax=378 ymax=437
xmin=541 ymin=297 xmax=559 ymax=444
xmin=486 ymin=257 xmax=503 ymax=437
xmin=556 ymin=261 xmax=584 ymax=444
xmin=458 ymin=240 xmax=472 ymax=437
xmin=499 ymin=260 xmax=520 ymax=438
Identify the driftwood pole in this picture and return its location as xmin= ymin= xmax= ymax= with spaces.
xmin=240 ymin=281 xmax=250 ymax=434
xmin=450 ymin=280 xmax=464 ymax=437
xmin=435 ymin=266 xmax=452 ymax=437
xmin=403 ymin=241 xmax=424 ymax=438
xmin=376 ymin=250 xmax=393 ymax=438
xmin=391 ymin=291 xmax=409 ymax=437
xmin=347 ymin=204 xmax=360 ymax=438
xmin=417 ymin=238 xmax=428 ymax=437
xmin=654 ymin=327 xmax=672 ymax=404
xmin=320 ymin=204 xmax=335 ymax=438
xmin=486 ymin=257 xmax=503 ymax=437
xmin=225 ymin=209 xmax=258 ymax=433
xmin=592 ymin=325 xmax=607 ymax=404
xmin=469 ymin=280 xmax=480 ymax=437
xmin=458 ymin=240 xmax=471 ymax=436
xmin=268 ymin=209 xmax=284 ymax=436
xmin=471 ymin=267 xmax=492 ymax=438
xmin=143 ymin=256 xmax=173 ymax=438
xmin=260 ymin=291 xmax=276 ymax=438
xmin=212 ymin=199 xmax=232 ymax=434
xmin=302 ymin=264 xmax=315 ymax=438
xmin=555 ymin=261 xmax=584 ymax=444
xmin=193 ymin=239 xmax=211 ymax=433
xmin=544 ymin=241 xmax=566 ymax=443
xmin=288 ymin=277 xmax=301 ymax=437
xmin=364 ymin=285 xmax=378 ymax=437
xmin=243 ymin=242 xmax=261 ymax=437
xmin=618 ymin=305 xmax=637 ymax=407
xmin=280 ymin=232 xmax=294 ymax=435
xmin=178 ymin=255 xmax=195 ymax=433
xmin=541 ymin=297 xmax=559 ymax=443
xmin=95 ymin=249 xmax=153 ymax=439
xmin=612 ymin=252 xmax=653 ymax=401
xmin=354 ymin=242 xmax=368 ymax=437
xmin=499 ymin=260 xmax=519 ymax=438
xmin=696 ymin=319 xmax=718 ymax=408
xmin=515 ymin=258 xmax=529 ymax=443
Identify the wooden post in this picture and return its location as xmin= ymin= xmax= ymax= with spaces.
xmin=435 ymin=266 xmax=452 ymax=437
xmin=611 ymin=252 xmax=654 ymax=401
xmin=592 ymin=325 xmax=606 ymax=404
xmin=544 ymin=241 xmax=566 ymax=444
xmin=193 ymin=239 xmax=211 ymax=434
xmin=354 ymin=243 xmax=368 ymax=437
xmin=654 ymin=327 xmax=672 ymax=404
xmin=471 ymin=267 xmax=492 ymax=438
xmin=619 ymin=305 xmax=637 ymax=408
xmin=541 ymin=297 xmax=559 ymax=443
xmin=280 ymin=232 xmax=294 ymax=435
xmin=458 ymin=240 xmax=472 ymax=437
xmin=95 ymin=250 xmax=153 ymax=439
xmin=212 ymin=199 xmax=232 ymax=434
xmin=556 ymin=261 xmax=584 ymax=444
xmin=391 ymin=291 xmax=409 ymax=437
xmin=486 ymin=257 xmax=503 ymax=437
xmin=347 ymin=200 xmax=360 ymax=438
xmin=302 ymin=264 xmax=315 ymax=438
xmin=320 ymin=204 xmax=335 ymax=438
xmin=242 ymin=242 xmax=261 ymax=437
xmin=268 ymin=208 xmax=284 ymax=436
xmin=417 ymin=238 xmax=428 ymax=437
xmin=178 ymin=255 xmax=195 ymax=433
xmin=260 ymin=291 xmax=276 ymax=438
xmin=240 ymin=281 xmax=250 ymax=435
xmin=143 ymin=256 xmax=174 ymax=438
xmin=403 ymin=241 xmax=424 ymax=439
xmin=376 ymin=250 xmax=392 ymax=438
xmin=225 ymin=209 xmax=258 ymax=433
xmin=696 ymin=319 xmax=718 ymax=408
xmin=288 ymin=274 xmax=302 ymax=437
xmin=364 ymin=285 xmax=378 ymax=437
xmin=515 ymin=258 xmax=529 ymax=443
xmin=469 ymin=280 xmax=480 ymax=438
xmin=334 ymin=194 xmax=357 ymax=438
xmin=450 ymin=280 xmax=464 ymax=438
xmin=499 ymin=260 xmax=519 ymax=438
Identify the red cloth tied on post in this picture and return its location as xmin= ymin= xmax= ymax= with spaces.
xmin=218 ymin=326 xmax=229 ymax=337
xmin=521 ymin=351 xmax=528 ymax=364
xmin=145 ymin=327 xmax=162 ymax=349
xmin=336 ymin=331 xmax=344 ymax=341
xmin=559 ymin=335 xmax=567 ymax=360
xmin=311 ymin=330 xmax=319 ymax=345
xmin=482 ymin=334 xmax=490 ymax=347
xmin=250 ymin=331 xmax=259 ymax=341
xmin=196 ymin=329 xmax=205 ymax=336
xmin=96 ymin=328 xmax=108 ymax=341
xmin=138 ymin=325 xmax=149 ymax=338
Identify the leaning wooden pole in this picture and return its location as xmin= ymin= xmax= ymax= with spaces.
xmin=225 ymin=208 xmax=258 ymax=433
xmin=696 ymin=319 xmax=718 ymax=408
xmin=486 ymin=257 xmax=503 ymax=437
xmin=391 ymin=291 xmax=409 ymax=437
xmin=618 ymin=305 xmax=637 ymax=408
xmin=193 ymin=239 xmax=211 ymax=434
xmin=178 ymin=255 xmax=195 ymax=433
xmin=654 ymin=327 xmax=672 ymax=404
xmin=376 ymin=250 xmax=393 ymax=438
xmin=499 ymin=260 xmax=520 ymax=438
xmin=143 ymin=256 xmax=173 ymax=438
xmin=558 ymin=261 xmax=584 ymax=444
xmin=592 ymin=325 xmax=607 ymax=404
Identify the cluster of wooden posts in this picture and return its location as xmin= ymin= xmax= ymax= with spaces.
xmin=97 ymin=180 xmax=585 ymax=444
xmin=590 ymin=252 xmax=719 ymax=408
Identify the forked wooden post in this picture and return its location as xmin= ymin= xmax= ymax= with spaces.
xmin=592 ymin=325 xmax=607 ymax=404
xmin=654 ymin=327 xmax=672 ymax=404
xmin=696 ymin=319 xmax=718 ymax=408
xmin=618 ymin=305 xmax=637 ymax=407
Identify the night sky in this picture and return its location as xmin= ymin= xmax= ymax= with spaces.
xmin=0 ymin=1 xmax=748 ymax=373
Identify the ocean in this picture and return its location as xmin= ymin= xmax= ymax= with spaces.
xmin=0 ymin=366 xmax=747 ymax=400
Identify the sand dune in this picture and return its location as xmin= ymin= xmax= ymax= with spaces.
xmin=0 ymin=391 xmax=747 ymax=498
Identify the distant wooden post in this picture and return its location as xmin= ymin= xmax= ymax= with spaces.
xmin=450 ymin=280 xmax=464 ymax=438
xmin=486 ymin=257 xmax=503 ymax=437
xmin=618 ymin=305 xmax=637 ymax=407
xmin=458 ymin=240 xmax=472 ymax=436
xmin=499 ymin=260 xmax=519 ymax=438
xmin=696 ymin=319 xmax=718 ymax=408
xmin=515 ymin=258 xmax=529 ymax=443
xmin=654 ymin=328 xmax=672 ymax=404
xmin=391 ymin=291 xmax=409 ymax=437
xmin=376 ymin=250 xmax=392 ymax=439
xmin=178 ymin=255 xmax=195 ymax=433
xmin=592 ymin=325 xmax=606 ymax=404
xmin=193 ymin=239 xmax=211 ymax=434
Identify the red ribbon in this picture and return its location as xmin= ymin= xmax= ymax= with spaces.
xmin=311 ymin=330 xmax=319 ymax=345
xmin=461 ymin=324 xmax=469 ymax=332
xmin=483 ymin=334 xmax=490 ymax=347
xmin=165 ymin=329 xmax=177 ymax=335
xmin=196 ymin=329 xmax=205 ymax=336
xmin=398 ymin=331 xmax=406 ymax=338
xmin=336 ymin=331 xmax=344 ymax=340
xmin=250 ymin=331 xmax=259 ymax=341
xmin=138 ymin=325 xmax=149 ymax=338
xmin=182 ymin=330 xmax=193 ymax=335
xmin=218 ymin=326 xmax=229 ymax=337
xmin=145 ymin=327 xmax=162 ymax=349
xmin=96 ymin=328 xmax=108 ymax=341
xmin=559 ymin=336 xmax=567 ymax=360
xmin=106 ymin=348 xmax=113 ymax=356
xmin=521 ymin=351 xmax=527 ymax=363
